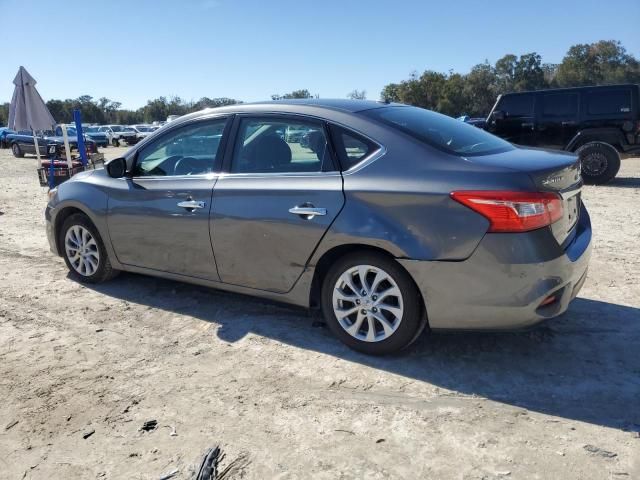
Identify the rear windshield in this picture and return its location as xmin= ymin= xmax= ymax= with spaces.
xmin=363 ymin=106 xmax=513 ymax=156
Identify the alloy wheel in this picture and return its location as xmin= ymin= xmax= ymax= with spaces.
xmin=332 ymin=264 xmax=404 ymax=342
xmin=64 ymin=225 xmax=100 ymax=276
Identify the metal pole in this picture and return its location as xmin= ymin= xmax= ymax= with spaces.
xmin=73 ymin=110 xmax=88 ymax=166
xmin=48 ymin=143 xmax=55 ymax=189
xmin=32 ymin=131 xmax=41 ymax=167
xmin=60 ymin=124 xmax=73 ymax=170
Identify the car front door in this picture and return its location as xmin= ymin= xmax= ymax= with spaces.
xmin=106 ymin=117 xmax=230 ymax=280
xmin=210 ymin=115 xmax=345 ymax=293
xmin=489 ymin=94 xmax=537 ymax=146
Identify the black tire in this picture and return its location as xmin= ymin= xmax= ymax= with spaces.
xmin=11 ymin=143 xmax=24 ymax=158
xmin=576 ymin=142 xmax=621 ymax=185
xmin=112 ymin=138 xmax=119 ymax=147
xmin=59 ymin=213 xmax=119 ymax=284
xmin=321 ymin=251 xmax=426 ymax=355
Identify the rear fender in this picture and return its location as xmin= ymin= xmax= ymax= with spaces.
xmin=566 ymin=128 xmax=626 ymax=152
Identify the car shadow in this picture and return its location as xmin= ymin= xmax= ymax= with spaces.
xmin=605 ymin=176 xmax=640 ymax=188
xmin=82 ymin=272 xmax=640 ymax=432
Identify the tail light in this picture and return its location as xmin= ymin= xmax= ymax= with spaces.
xmin=450 ymin=190 xmax=563 ymax=233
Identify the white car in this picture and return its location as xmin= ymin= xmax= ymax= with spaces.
xmin=130 ymin=125 xmax=156 ymax=141
xmin=98 ymin=125 xmax=138 ymax=147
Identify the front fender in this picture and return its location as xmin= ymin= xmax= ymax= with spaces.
xmin=49 ymin=176 xmax=122 ymax=269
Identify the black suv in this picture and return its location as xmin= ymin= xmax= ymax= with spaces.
xmin=485 ymin=84 xmax=640 ymax=184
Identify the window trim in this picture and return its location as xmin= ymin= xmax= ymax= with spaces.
xmin=222 ymin=113 xmax=339 ymax=176
xmin=129 ymin=116 xmax=232 ymax=179
xmin=328 ymin=124 xmax=382 ymax=173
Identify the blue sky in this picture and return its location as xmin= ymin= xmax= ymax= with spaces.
xmin=1 ymin=0 xmax=638 ymax=109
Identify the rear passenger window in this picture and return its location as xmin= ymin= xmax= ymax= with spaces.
xmin=330 ymin=126 xmax=379 ymax=170
xmin=542 ymin=93 xmax=578 ymax=117
xmin=498 ymin=94 xmax=534 ymax=117
xmin=587 ymin=90 xmax=632 ymax=115
xmin=231 ymin=118 xmax=332 ymax=173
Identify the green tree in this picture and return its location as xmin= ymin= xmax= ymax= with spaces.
xmin=271 ymin=89 xmax=314 ymax=100
xmin=347 ymin=89 xmax=367 ymax=100
xmin=463 ymin=62 xmax=498 ymax=116
xmin=0 ymin=103 xmax=8 ymax=126
xmin=556 ymin=40 xmax=640 ymax=86
xmin=513 ymin=53 xmax=546 ymax=91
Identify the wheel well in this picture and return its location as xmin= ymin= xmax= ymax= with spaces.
xmin=54 ymin=207 xmax=87 ymax=254
xmin=308 ymin=244 xmax=426 ymax=316
xmin=570 ymin=138 xmax=623 ymax=153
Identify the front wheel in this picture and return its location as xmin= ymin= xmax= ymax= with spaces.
xmin=11 ymin=143 xmax=24 ymax=158
xmin=112 ymin=138 xmax=119 ymax=147
xmin=321 ymin=252 xmax=426 ymax=355
xmin=577 ymin=142 xmax=621 ymax=185
xmin=60 ymin=213 xmax=119 ymax=283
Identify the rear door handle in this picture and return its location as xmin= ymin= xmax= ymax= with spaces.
xmin=521 ymin=122 xmax=535 ymax=129
xmin=288 ymin=205 xmax=327 ymax=219
xmin=177 ymin=200 xmax=205 ymax=210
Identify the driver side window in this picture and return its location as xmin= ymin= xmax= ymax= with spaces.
xmin=133 ymin=119 xmax=227 ymax=177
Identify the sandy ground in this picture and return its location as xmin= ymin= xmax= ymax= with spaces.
xmin=0 ymin=146 xmax=639 ymax=480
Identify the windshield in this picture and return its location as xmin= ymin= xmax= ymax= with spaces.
xmin=86 ymin=127 xmax=99 ymax=132
xmin=110 ymin=125 xmax=123 ymax=131
xmin=137 ymin=126 xmax=152 ymax=132
xmin=363 ymin=106 xmax=513 ymax=156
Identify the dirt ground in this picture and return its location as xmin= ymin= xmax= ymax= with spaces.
xmin=0 ymin=146 xmax=638 ymax=480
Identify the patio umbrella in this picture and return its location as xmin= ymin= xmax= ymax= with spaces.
xmin=8 ymin=66 xmax=56 ymax=164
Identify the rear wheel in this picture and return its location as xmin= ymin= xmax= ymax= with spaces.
xmin=576 ymin=142 xmax=620 ymax=185
xmin=321 ymin=252 xmax=426 ymax=355
xmin=11 ymin=143 xmax=24 ymax=158
xmin=60 ymin=213 xmax=119 ymax=283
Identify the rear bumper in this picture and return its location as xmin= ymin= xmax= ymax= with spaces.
xmin=399 ymin=203 xmax=592 ymax=330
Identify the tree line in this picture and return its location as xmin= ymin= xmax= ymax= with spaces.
xmin=1 ymin=40 xmax=638 ymax=127
xmin=380 ymin=40 xmax=640 ymax=117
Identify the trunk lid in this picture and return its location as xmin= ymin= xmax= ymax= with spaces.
xmin=465 ymin=146 xmax=582 ymax=246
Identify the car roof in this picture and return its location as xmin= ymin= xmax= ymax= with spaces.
xmin=172 ymin=98 xmax=405 ymax=124
xmin=501 ymin=83 xmax=640 ymax=97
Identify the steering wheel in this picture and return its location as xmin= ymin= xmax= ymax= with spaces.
xmin=173 ymin=157 xmax=202 ymax=176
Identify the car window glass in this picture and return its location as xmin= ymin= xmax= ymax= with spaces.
xmin=363 ymin=106 xmax=513 ymax=156
xmin=542 ymin=93 xmax=578 ymax=117
xmin=134 ymin=119 xmax=227 ymax=177
xmin=331 ymin=126 xmax=378 ymax=170
xmin=587 ymin=90 xmax=632 ymax=115
xmin=231 ymin=118 xmax=330 ymax=173
xmin=498 ymin=94 xmax=535 ymax=117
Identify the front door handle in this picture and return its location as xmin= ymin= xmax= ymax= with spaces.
xmin=521 ymin=122 xmax=535 ymax=129
xmin=288 ymin=205 xmax=327 ymax=219
xmin=177 ymin=200 xmax=206 ymax=210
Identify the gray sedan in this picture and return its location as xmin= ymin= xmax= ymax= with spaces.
xmin=45 ymin=99 xmax=592 ymax=355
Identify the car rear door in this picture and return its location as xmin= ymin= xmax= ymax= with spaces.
xmin=537 ymin=91 xmax=580 ymax=149
xmin=106 ymin=116 xmax=230 ymax=280
xmin=210 ymin=114 xmax=344 ymax=293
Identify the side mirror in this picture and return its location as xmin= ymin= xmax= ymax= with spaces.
xmin=491 ymin=110 xmax=506 ymax=121
xmin=106 ymin=157 xmax=127 ymax=178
